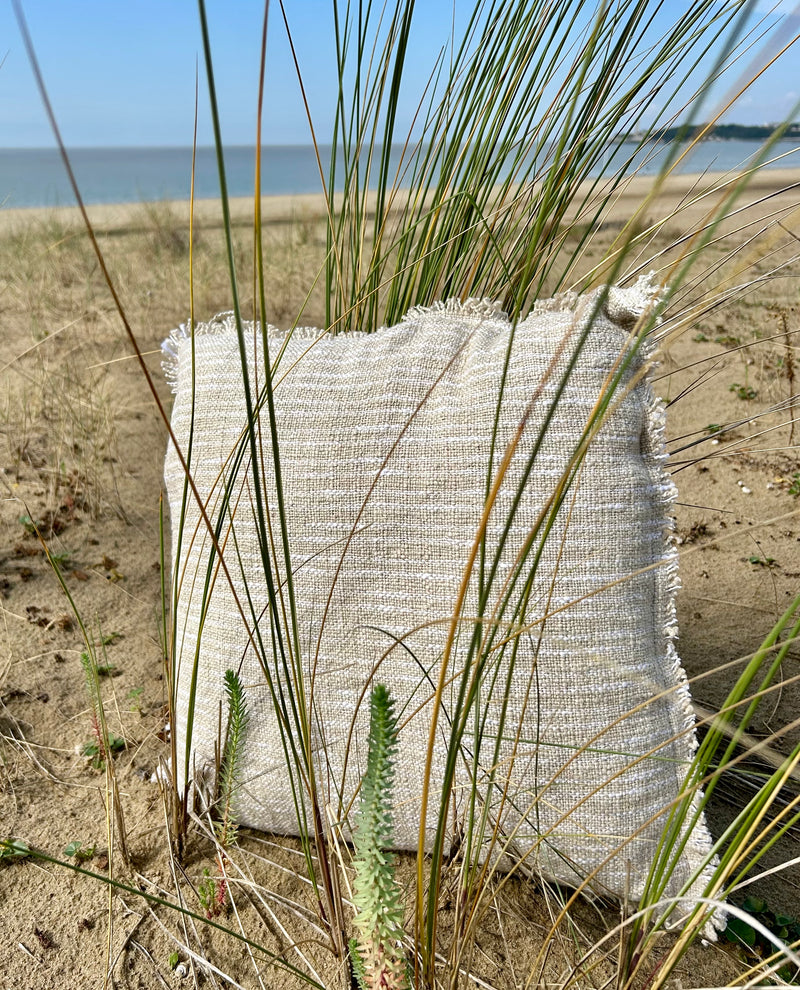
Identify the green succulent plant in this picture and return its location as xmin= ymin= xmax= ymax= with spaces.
xmin=350 ymin=684 xmax=408 ymax=990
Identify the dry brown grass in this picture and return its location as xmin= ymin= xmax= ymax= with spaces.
xmin=0 ymin=202 xmax=329 ymax=523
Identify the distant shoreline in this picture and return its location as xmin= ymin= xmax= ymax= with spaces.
xmin=1 ymin=138 xmax=798 ymax=211
xmin=2 ymin=168 xmax=799 ymax=235
xmin=3 ymin=123 xmax=798 ymax=152
xmin=650 ymin=122 xmax=800 ymax=143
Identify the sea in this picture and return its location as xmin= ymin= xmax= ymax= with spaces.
xmin=0 ymin=140 xmax=798 ymax=210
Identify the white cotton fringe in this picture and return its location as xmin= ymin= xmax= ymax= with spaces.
xmin=161 ymin=311 xmax=327 ymax=393
xmin=400 ymin=296 xmax=507 ymax=323
xmin=162 ymin=298 xmax=507 ymax=384
xmin=160 ymin=282 xmax=657 ymax=392
xmin=637 ymin=282 xmax=725 ymax=940
xmin=161 ymin=302 xmax=505 ymax=393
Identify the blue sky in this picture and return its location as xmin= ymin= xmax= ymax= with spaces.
xmin=1 ymin=1 xmax=798 ymax=149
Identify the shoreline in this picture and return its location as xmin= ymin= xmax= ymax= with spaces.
xmin=1 ymin=167 xmax=799 ymax=235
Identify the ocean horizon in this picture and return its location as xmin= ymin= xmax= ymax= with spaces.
xmin=1 ymin=140 xmax=798 ymax=210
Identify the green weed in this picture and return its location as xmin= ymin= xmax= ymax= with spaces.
xmin=0 ymin=838 xmax=31 ymax=863
xmin=63 ymin=840 xmax=96 ymax=863
xmin=216 ymin=669 xmax=249 ymax=850
xmin=730 ymin=382 xmax=758 ymax=400
xmin=80 ymin=735 xmax=125 ymax=769
xmin=18 ymin=514 xmax=41 ymax=536
xmin=349 ymin=685 xmax=408 ymax=990
xmin=725 ymin=897 xmax=800 ymax=983
xmin=79 ymin=647 xmax=124 ymax=764
xmin=49 ymin=549 xmax=73 ymax=569
xmin=127 ymin=686 xmax=144 ymax=713
xmin=197 ymin=866 xmax=226 ymax=920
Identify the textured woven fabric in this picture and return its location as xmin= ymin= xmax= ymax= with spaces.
xmin=163 ymin=279 xmax=716 ymax=921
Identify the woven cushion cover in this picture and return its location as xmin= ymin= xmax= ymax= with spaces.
xmin=163 ymin=280 xmax=715 ymax=915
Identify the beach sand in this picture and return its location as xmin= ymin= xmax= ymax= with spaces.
xmin=0 ymin=171 xmax=798 ymax=988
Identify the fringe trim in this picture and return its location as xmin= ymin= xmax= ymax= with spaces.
xmin=605 ymin=271 xmax=664 ymax=328
xmin=532 ymin=288 xmax=582 ymax=315
xmin=161 ymin=299 xmax=507 ymax=393
xmin=162 ymin=278 xmax=662 ymax=390
xmin=400 ymin=296 xmax=507 ymax=324
xmin=161 ymin=312 xmax=325 ymax=393
xmin=641 ymin=321 xmax=725 ymax=940
xmin=161 ymin=281 xmax=662 ymax=392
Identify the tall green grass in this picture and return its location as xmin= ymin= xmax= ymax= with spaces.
xmin=320 ymin=0 xmax=794 ymax=332
xmin=15 ymin=0 xmax=800 ymax=986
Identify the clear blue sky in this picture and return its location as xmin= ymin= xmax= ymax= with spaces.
xmin=1 ymin=1 xmax=798 ymax=149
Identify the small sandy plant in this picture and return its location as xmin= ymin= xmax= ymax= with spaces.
xmin=199 ymin=668 xmax=249 ymax=918
xmin=217 ymin=668 xmax=250 ymax=849
xmin=79 ymin=647 xmax=125 ymax=768
xmin=350 ymin=684 xmax=408 ymax=990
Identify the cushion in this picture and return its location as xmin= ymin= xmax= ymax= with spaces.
xmin=162 ymin=277 xmax=716 ymax=922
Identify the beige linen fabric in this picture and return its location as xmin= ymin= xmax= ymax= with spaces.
xmin=163 ymin=278 xmax=717 ymax=920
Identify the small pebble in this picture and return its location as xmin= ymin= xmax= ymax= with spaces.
xmin=741 ymin=486 xmax=751 ymax=494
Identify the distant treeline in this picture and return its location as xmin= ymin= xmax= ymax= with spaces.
xmin=653 ymin=122 xmax=800 ymax=142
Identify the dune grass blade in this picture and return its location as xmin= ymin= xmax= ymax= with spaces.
xmin=606 ymin=600 xmax=800 ymax=982
xmin=12 ymin=0 xmax=281 ymax=866
xmin=631 ymin=594 xmax=800 ymax=893
xmin=196 ymin=0 xmax=350 ymax=956
xmin=418 ymin=314 xmax=662 ymax=977
xmin=169 ymin=77 xmax=200 ymax=851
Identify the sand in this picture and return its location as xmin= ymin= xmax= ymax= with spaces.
xmin=0 ymin=171 xmax=799 ymax=988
